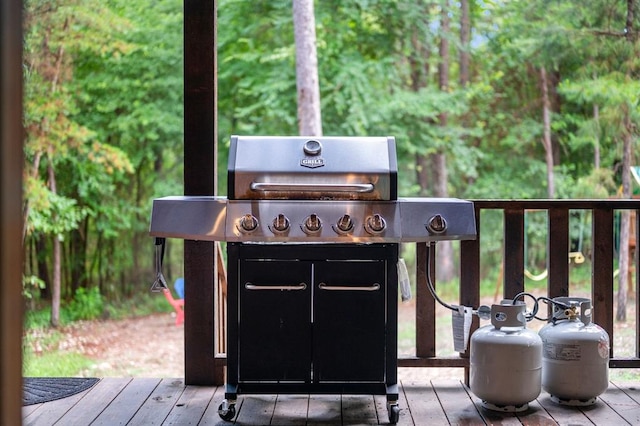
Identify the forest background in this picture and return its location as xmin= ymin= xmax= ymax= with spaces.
xmin=23 ymin=0 xmax=640 ymax=327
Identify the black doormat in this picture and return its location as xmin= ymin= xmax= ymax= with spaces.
xmin=23 ymin=377 xmax=100 ymax=406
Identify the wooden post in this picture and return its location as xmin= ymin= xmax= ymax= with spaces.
xmin=1 ymin=0 xmax=25 ymax=422
xmin=592 ymin=208 xmax=614 ymax=358
xmin=184 ymin=0 xmax=219 ymax=385
xmin=459 ymin=205 xmax=481 ymax=385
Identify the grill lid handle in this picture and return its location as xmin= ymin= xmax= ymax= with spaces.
xmin=250 ymin=182 xmax=374 ymax=193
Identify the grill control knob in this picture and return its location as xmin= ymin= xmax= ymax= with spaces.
xmin=335 ymin=214 xmax=354 ymax=234
xmin=239 ymin=214 xmax=259 ymax=233
xmin=427 ymin=214 xmax=447 ymax=234
xmin=365 ymin=214 xmax=386 ymax=234
xmin=271 ymin=213 xmax=290 ymax=233
xmin=303 ymin=213 xmax=322 ymax=234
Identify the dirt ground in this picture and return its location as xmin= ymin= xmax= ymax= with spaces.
xmin=52 ymin=313 xmax=186 ymax=378
xmin=29 ymin=299 xmax=636 ymax=382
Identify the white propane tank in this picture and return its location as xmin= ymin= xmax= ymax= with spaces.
xmin=538 ymin=297 xmax=610 ymax=406
xmin=470 ymin=300 xmax=542 ymax=412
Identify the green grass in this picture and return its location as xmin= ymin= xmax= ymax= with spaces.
xmin=23 ymin=350 xmax=94 ymax=377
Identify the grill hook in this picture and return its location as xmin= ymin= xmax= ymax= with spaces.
xmin=150 ymin=237 xmax=169 ymax=292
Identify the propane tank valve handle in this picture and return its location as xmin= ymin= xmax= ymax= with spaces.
xmin=511 ymin=292 xmax=539 ymax=322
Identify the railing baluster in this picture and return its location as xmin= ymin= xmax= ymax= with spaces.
xmin=415 ymin=242 xmax=436 ymax=358
xmin=592 ymin=207 xmax=614 ymax=358
xmin=548 ymin=207 xmax=570 ymax=299
xmin=460 ymin=204 xmax=481 ymax=384
xmin=503 ymin=207 xmax=525 ymax=298
xmin=636 ymin=208 xmax=640 ymax=359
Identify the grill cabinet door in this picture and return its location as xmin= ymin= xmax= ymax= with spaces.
xmin=313 ymin=260 xmax=386 ymax=382
xmin=238 ymin=260 xmax=312 ymax=382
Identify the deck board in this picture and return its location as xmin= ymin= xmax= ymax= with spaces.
xmin=51 ymin=377 xmax=130 ymax=426
xmin=401 ymin=381 xmax=449 ymax=425
xmin=22 ymin=378 xmax=640 ymax=425
xmin=432 ymin=380 xmax=485 ymax=425
xmin=597 ymin=382 xmax=640 ymax=425
xmin=306 ymin=394 xmax=341 ymax=425
xmin=127 ymin=378 xmax=187 ymax=425
xmin=91 ymin=377 xmax=161 ymax=426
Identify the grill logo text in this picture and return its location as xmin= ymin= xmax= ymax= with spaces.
xmin=300 ymin=157 xmax=325 ymax=168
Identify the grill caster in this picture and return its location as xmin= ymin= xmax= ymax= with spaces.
xmin=218 ymin=399 xmax=236 ymax=422
xmin=387 ymin=402 xmax=400 ymax=424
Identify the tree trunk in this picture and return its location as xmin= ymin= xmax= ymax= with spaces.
xmin=626 ymin=0 xmax=636 ymax=42
xmin=69 ymin=224 xmax=87 ymax=294
xmin=617 ymin=107 xmax=632 ymax=322
xmin=435 ymin=0 xmax=454 ymax=282
xmin=617 ymin=0 xmax=636 ymax=321
xmin=48 ymin=156 xmax=61 ymax=327
xmin=23 ymin=152 xmax=42 ymax=243
xmin=436 ymin=0 xmax=450 ymax=198
xmin=292 ymin=0 xmax=322 ymax=136
xmin=540 ymin=66 xmax=555 ymax=198
xmin=36 ymin=236 xmax=50 ymax=299
xmin=409 ymin=19 xmax=432 ymax=197
xmin=415 ymin=154 xmax=430 ymax=196
xmin=459 ymin=0 xmax=470 ymax=88
xmin=594 ymin=104 xmax=600 ymax=169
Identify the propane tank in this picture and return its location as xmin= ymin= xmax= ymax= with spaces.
xmin=538 ymin=297 xmax=610 ymax=406
xmin=470 ymin=300 xmax=542 ymax=412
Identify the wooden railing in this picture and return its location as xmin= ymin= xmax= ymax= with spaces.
xmin=399 ymin=200 xmax=640 ymax=382
xmin=211 ymin=199 xmax=640 ymax=385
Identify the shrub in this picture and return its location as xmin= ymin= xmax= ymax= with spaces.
xmin=68 ymin=287 xmax=104 ymax=321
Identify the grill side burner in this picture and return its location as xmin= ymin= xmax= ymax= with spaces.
xmin=148 ymin=135 xmax=478 ymax=424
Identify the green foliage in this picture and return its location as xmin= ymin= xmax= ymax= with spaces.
xmin=22 ymin=275 xmax=46 ymax=300
xmin=68 ymin=287 xmax=104 ymax=321
xmin=22 ymin=0 xmax=640 ymax=319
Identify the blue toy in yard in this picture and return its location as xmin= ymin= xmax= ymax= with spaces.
xmin=174 ymin=277 xmax=185 ymax=300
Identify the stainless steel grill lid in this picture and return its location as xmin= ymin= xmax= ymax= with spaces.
xmin=227 ymin=135 xmax=397 ymax=201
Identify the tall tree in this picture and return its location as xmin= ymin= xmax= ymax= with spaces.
xmin=434 ymin=0 xmax=450 ymax=200
xmin=617 ymin=0 xmax=638 ymax=321
xmin=435 ymin=0 xmax=455 ymax=281
xmin=540 ymin=66 xmax=555 ymax=197
xmin=292 ymin=0 xmax=322 ymax=136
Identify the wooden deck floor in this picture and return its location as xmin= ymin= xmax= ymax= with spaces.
xmin=22 ymin=378 xmax=640 ymax=425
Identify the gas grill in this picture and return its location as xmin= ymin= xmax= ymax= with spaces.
xmin=149 ymin=135 xmax=476 ymax=424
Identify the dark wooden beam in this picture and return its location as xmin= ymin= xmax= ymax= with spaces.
xmin=183 ymin=0 xmax=219 ymax=385
xmin=415 ymin=243 xmax=436 ymax=358
xmin=547 ymin=207 xmax=570 ymax=299
xmin=459 ymin=205 xmax=481 ymax=385
xmin=1 ymin=0 xmax=24 ymax=422
xmin=592 ymin=207 xmax=614 ymax=358
xmin=503 ymin=208 xmax=525 ymax=298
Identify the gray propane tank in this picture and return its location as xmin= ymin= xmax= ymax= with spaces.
xmin=470 ymin=300 xmax=542 ymax=412
xmin=538 ymin=297 xmax=610 ymax=406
